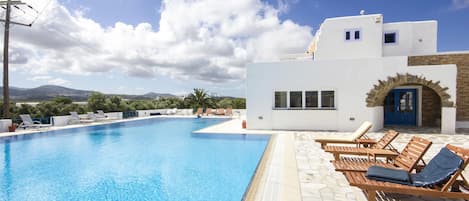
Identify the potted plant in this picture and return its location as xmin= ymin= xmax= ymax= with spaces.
xmin=8 ymin=123 xmax=17 ymax=132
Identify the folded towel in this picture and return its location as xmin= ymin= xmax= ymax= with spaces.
xmin=366 ymin=166 xmax=411 ymax=185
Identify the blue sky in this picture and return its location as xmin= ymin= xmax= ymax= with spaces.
xmin=8 ymin=0 xmax=469 ymax=97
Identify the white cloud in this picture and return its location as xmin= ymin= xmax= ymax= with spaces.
xmin=47 ymin=78 xmax=71 ymax=86
xmin=7 ymin=0 xmax=313 ymax=84
xmin=29 ymin=75 xmax=53 ymax=81
xmin=28 ymin=75 xmax=71 ymax=86
xmin=450 ymin=0 xmax=469 ymax=9
xmin=277 ymin=0 xmax=300 ymax=14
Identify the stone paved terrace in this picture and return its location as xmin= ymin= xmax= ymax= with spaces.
xmin=196 ymin=119 xmax=469 ymax=200
xmin=296 ymin=131 xmax=469 ymax=201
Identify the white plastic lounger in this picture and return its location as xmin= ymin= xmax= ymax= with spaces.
xmin=19 ymin=114 xmax=52 ymax=129
xmin=88 ymin=112 xmax=109 ymax=121
xmin=69 ymin=112 xmax=95 ymax=124
xmin=165 ymin=108 xmax=178 ymax=115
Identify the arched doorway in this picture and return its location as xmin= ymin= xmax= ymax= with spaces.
xmin=366 ymin=73 xmax=454 ymax=127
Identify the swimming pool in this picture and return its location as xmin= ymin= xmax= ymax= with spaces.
xmin=0 ymin=118 xmax=269 ymax=201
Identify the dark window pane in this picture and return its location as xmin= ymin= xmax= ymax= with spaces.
xmin=275 ymin=92 xmax=287 ymax=108
xmin=354 ymin=31 xmax=360 ymax=39
xmin=345 ymin=31 xmax=350 ymax=40
xmin=305 ymin=91 xmax=318 ymax=108
xmin=290 ymin=91 xmax=302 ymax=108
xmin=321 ymin=91 xmax=335 ymax=108
xmin=384 ymin=33 xmax=396 ymax=43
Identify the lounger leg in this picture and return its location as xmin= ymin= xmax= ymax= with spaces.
xmin=366 ymin=190 xmax=376 ymax=201
xmin=461 ymin=174 xmax=469 ymax=187
xmin=333 ymin=153 xmax=340 ymax=160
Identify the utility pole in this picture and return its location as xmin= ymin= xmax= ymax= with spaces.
xmin=0 ymin=0 xmax=31 ymax=118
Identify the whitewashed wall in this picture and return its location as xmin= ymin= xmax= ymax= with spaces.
xmin=52 ymin=112 xmax=123 ymax=126
xmin=382 ymin=21 xmax=437 ymax=56
xmin=314 ymin=14 xmax=383 ymax=60
xmin=246 ymin=57 xmax=457 ymax=132
xmin=0 ymin=119 xmax=12 ymax=132
xmin=137 ymin=109 xmax=194 ymax=117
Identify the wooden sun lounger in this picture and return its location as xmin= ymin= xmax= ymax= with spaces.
xmin=344 ymin=144 xmax=469 ymax=201
xmin=324 ymin=130 xmax=399 ymax=160
xmin=215 ymin=108 xmax=225 ymax=115
xmin=332 ymin=136 xmax=432 ymax=172
xmin=205 ymin=108 xmax=213 ymax=116
xmin=196 ymin=108 xmax=203 ymax=115
xmin=315 ymin=121 xmax=374 ymax=149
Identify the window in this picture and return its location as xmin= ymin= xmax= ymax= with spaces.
xmin=321 ymin=91 xmax=335 ymax=108
xmin=354 ymin=30 xmax=360 ymax=40
xmin=305 ymin=91 xmax=318 ymax=108
xmin=289 ymin=91 xmax=302 ymax=108
xmin=345 ymin=31 xmax=351 ymax=40
xmin=345 ymin=29 xmax=361 ymax=41
xmin=384 ymin=32 xmax=397 ymax=44
xmin=274 ymin=91 xmax=287 ymax=108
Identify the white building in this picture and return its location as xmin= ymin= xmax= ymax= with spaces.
xmin=246 ymin=14 xmax=469 ymax=133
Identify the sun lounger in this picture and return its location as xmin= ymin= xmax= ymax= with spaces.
xmin=18 ymin=114 xmax=52 ymax=129
xmin=215 ymin=108 xmax=225 ymax=115
xmin=96 ymin=110 xmax=106 ymax=118
xmin=225 ymin=107 xmax=233 ymax=116
xmin=324 ymin=130 xmax=399 ymax=160
xmin=332 ymin=136 xmax=432 ymax=172
xmin=165 ymin=108 xmax=177 ymax=115
xmin=315 ymin=121 xmax=374 ymax=149
xmin=205 ymin=108 xmax=213 ymax=116
xmin=87 ymin=112 xmax=109 ymax=121
xmin=196 ymin=108 xmax=203 ymax=115
xmin=344 ymin=144 xmax=469 ymax=200
xmin=69 ymin=112 xmax=95 ymax=124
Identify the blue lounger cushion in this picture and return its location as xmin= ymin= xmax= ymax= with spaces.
xmin=411 ymin=147 xmax=463 ymax=187
xmin=365 ymin=147 xmax=463 ymax=187
xmin=366 ymin=166 xmax=411 ymax=185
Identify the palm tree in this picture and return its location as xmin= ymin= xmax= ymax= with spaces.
xmin=186 ymin=88 xmax=211 ymax=110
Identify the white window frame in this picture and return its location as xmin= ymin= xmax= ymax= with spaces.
xmin=320 ymin=90 xmax=336 ymax=109
xmin=383 ymin=30 xmax=399 ymax=45
xmin=289 ymin=91 xmax=303 ymax=109
xmin=305 ymin=91 xmax=319 ymax=109
xmin=273 ymin=91 xmax=288 ymax=109
xmin=344 ymin=28 xmax=362 ymax=42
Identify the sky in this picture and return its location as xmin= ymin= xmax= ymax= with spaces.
xmin=1 ymin=0 xmax=469 ymax=97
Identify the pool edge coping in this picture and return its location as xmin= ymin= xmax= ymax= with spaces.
xmin=243 ymin=134 xmax=277 ymax=201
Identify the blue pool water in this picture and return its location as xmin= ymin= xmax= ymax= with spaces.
xmin=0 ymin=118 xmax=269 ymax=201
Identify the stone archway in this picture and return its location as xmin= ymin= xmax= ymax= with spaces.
xmin=366 ymin=73 xmax=454 ymax=108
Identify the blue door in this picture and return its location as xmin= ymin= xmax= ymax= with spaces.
xmin=384 ymin=89 xmax=417 ymax=125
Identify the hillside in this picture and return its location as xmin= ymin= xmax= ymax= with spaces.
xmin=0 ymin=85 xmax=177 ymax=101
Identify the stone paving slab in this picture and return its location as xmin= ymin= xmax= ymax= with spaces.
xmin=295 ymin=131 xmax=469 ymax=201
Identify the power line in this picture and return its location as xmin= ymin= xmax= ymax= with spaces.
xmin=1 ymin=0 xmax=32 ymax=118
xmin=29 ymin=0 xmax=51 ymax=26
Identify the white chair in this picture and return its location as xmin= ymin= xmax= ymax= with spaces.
xmin=69 ymin=112 xmax=95 ymax=124
xmin=19 ymin=114 xmax=52 ymax=129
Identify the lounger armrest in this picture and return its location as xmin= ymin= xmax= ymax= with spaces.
xmin=316 ymin=138 xmax=377 ymax=149
xmin=32 ymin=120 xmax=42 ymax=124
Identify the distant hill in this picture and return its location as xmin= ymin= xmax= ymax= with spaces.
xmin=0 ymin=85 xmax=177 ymax=101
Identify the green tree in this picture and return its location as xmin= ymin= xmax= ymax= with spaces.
xmin=217 ymin=98 xmax=232 ymax=108
xmin=185 ymin=88 xmax=211 ymax=109
xmin=232 ymin=98 xmax=246 ymax=109
xmin=52 ymin=96 xmax=73 ymax=104
xmin=88 ymin=92 xmax=107 ymax=112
